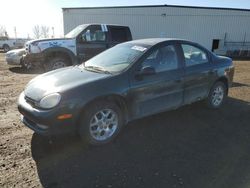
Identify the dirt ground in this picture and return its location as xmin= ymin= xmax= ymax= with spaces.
xmin=0 ymin=52 xmax=249 ymax=188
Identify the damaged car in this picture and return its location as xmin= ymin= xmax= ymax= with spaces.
xmin=5 ymin=48 xmax=25 ymax=66
xmin=18 ymin=38 xmax=234 ymax=145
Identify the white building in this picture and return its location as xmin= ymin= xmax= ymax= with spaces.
xmin=63 ymin=5 xmax=250 ymax=56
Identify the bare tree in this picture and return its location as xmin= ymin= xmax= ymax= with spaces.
xmin=40 ymin=25 xmax=50 ymax=38
xmin=33 ymin=25 xmax=50 ymax=38
xmin=4 ymin=31 xmax=8 ymax=38
xmin=33 ymin=25 xmax=41 ymax=39
xmin=0 ymin=25 xmax=7 ymax=37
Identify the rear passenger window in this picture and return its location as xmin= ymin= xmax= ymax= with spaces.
xmin=110 ymin=27 xmax=128 ymax=43
xmin=181 ymin=44 xmax=208 ymax=67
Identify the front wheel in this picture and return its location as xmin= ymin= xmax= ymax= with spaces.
xmin=3 ymin=44 xmax=10 ymax=52
xmin=44 ymin=57 xmax=69 ymax=71
xmin=79 ymin=101 xmax=123 ymax=145
xmin=206 ymin=81 xmax=227 ymax=109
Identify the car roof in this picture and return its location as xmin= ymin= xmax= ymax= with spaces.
xmin=80 ymin=23 xmax=129 ymax=27
xmin=125 ymin=38 xmax=191 ymax=47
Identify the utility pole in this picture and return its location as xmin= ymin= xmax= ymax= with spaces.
xmin=52 ymin=27 xmax=54 ymax=38
xmin=14 ymin=27 xmax=17 ymax=39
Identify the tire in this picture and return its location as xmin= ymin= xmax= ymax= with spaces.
xmin=44 ymin=57 xmax=69 ymax=71
xmin=3 ymin=44 xmax=10 ymax=52
xmin=206 ymin=81 xmax=227 ymax=109
xmin=79 ymin=101 xmax=123 ymax=146
xmin=20 ymin=58 xmax=26 ymax=69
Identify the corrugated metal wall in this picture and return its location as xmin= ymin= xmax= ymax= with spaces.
xmin=63 ymin=6 xmax=250 ymax=50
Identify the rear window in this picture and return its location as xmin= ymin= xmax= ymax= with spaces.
xmin=110 ymin=27 xmax=129 ymax=43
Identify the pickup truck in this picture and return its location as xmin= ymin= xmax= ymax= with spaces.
xmin=0 ymin=36 xmax=19 ymax=52
xmin=23 ymin=24 xmax=132 ymax=71
xmin=0 ymin=37 xmax=26 ymax=52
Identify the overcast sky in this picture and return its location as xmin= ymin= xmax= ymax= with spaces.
xmin=0 ymin=0 xmax=250 ymax=38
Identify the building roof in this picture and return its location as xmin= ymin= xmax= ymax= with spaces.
xmin=62 ymin=4 xmax=250 ymax=12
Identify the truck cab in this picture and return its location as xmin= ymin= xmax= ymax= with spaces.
xmin=23 ymin=24 xmax=132 ymax=71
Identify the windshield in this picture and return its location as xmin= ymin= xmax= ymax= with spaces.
xmin=65 ymin=24 xmax=88 ymax=38
xmin=83 ymin=43 xmax=148 ymax=73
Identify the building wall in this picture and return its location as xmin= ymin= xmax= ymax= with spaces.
xmin=63 ymin=6 xmax=250 ymax=50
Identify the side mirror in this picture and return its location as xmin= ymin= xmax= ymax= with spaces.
xmin=137 ymin=66 xmax=156 ymax=76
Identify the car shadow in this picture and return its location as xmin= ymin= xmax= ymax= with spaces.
xmin=31 ymin=97 xmax=250 ymax=188
xmin=232 ymin=82 xmax=250 ymax=88
xmin=9 ymin=66 xmax=44 ymax=74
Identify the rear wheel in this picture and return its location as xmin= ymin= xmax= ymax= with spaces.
xmin=206 ymin=81 xmax=227 ymax=109
xmin=3 ymin=44 xmax=10 ymax=52
xmin=79 ymin=101 xmax=123 ymax=145
xmin=44 ymin=57 xmax=69 ymax=71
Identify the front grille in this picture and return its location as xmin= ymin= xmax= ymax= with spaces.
xmin=24 ymin=96 xmax=37 ymax=107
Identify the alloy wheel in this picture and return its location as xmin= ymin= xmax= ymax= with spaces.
xmin=211 ymin=85 xmax=224 ymax=107
xmin=52 ymin=61 xmax=67 ymax=70
xmin=89 ymin=109 xmax=118 ymax=141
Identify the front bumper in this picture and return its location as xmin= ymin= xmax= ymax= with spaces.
xmin=18 ymin=92 xmax=77 ymax=136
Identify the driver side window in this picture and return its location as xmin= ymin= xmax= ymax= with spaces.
xmin=142 ymin=45 xmax=178 ymax=73
xmin=81 ymin=26 xmax=106 ymax=42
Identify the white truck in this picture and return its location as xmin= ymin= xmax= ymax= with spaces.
xmin=22 ymin=24 xmax=132 ymax=71
xmin=0 ymin=37 xmax=16 ymax=52
xmin=0 ymin=37 xmax=26 ymax=52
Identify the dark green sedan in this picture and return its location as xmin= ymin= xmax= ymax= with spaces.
xmin=18 ymin=38 xmax=234 ymax=145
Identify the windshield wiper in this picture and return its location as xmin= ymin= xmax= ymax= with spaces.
xmin=84 ymin=65 xmax=111 ymax=74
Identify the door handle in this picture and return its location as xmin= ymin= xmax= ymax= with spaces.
xmin=174 ymin=78 xmax=182 ymax=83
xmin=208 ymin=70 xmax=216 ymax=75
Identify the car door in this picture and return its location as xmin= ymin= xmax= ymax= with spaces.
xmin=128 ymin=43 xmax=184 ymax=118
xmin=180 ymin=43 xmax=216 ymax=104
xmin=76 ymin=25 xmax=108 ymax=62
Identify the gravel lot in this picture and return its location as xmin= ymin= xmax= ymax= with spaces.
xmin=0 ymin=52 xmax=249 ymax=188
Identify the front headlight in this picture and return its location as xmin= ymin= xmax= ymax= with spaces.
xmin=5 ymin=52 xmax=13 ymax=57
xmin=39 ymin=93 xmax=61 ymax=109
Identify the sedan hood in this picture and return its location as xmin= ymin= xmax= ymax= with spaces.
xmin=24 ymin=66 xmax=110 ymax=101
